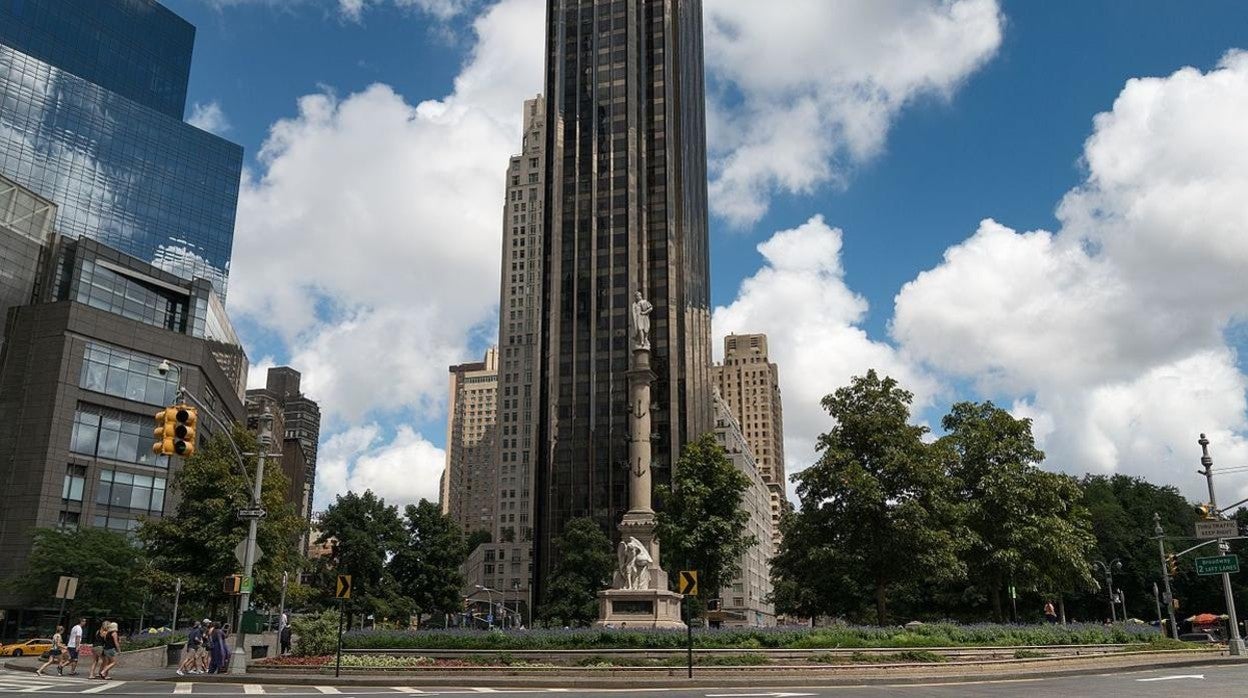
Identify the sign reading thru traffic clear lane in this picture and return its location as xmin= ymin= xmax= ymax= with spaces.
xmin=1195 ymin=519 xmax=1239 ymax=539
xmin=1195 ymin=554 xmax=1240 ymax=576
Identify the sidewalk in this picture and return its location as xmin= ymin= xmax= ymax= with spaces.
xmin=7 ymin=651 xmax=1243 ymax=688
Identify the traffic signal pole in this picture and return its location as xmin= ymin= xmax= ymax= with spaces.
xmin=230 ymin=411 xmax=270 ymax=675
xmin=1198 ymin=434 xmax=1244 ymax=656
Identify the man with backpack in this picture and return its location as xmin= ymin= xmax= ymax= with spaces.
xmin=176 ymin=621 xmax=205 ymax=676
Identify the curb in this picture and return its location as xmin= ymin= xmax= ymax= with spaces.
xmin=153 ymin=653 xmax=1242 ymax=689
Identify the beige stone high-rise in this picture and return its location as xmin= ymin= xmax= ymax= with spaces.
xmin=441 ymin=347 xmax=499 ymax=536
xmin=712 ymin=334 xmax=786 ymax=548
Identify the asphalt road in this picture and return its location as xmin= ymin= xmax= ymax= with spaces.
xmin=0 ymin=665 xmax=1243 ymax=697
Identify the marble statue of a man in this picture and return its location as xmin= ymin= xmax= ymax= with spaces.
xmin=631 ymin=292 xmax=653 ymax=350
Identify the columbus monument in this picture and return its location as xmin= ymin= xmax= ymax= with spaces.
xmin=595 ymin=293 xmax=686 ymax=629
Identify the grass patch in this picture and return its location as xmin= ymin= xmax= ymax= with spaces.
xmin=1013 ymin=649 xmax=1048 ymax=659
xmin=812 ymin=650 xmax=948 ymax=665
xmin=1117 ymin=638 xmax=1201 ymax=652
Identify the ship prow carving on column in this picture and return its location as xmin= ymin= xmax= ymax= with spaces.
xmin=596 ymin=294 xmax=686 ymax=629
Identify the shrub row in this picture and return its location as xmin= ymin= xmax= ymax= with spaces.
xmin=338 ymin=622 xmax=1163 ymax=652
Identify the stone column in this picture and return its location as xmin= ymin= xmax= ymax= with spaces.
xmin=627 ymin=347 xmax=654 ymax=514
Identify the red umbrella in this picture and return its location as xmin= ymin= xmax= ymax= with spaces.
xmin=1186 ymin=613 xmax=1221 ymax=624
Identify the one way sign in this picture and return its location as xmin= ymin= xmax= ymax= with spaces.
xmin=677 ymin=570 xmax=698 ymax=596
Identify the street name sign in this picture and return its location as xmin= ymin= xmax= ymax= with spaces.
xmin=1195 ymin=554 xmax=1240 ymax=576
xmin=236 ymin=508 xmax=267 ymax=519
xmin=54 ymin=576 xmax=78 ymax=600
xmin=1194 ymin=519 xmax=1239 ymax=539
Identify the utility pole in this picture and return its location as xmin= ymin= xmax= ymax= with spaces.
xmin=171 ymin=578 xmax=182 ymax=631
xmin=1093 ymin=560 xmax=1121 ymax=622
xmin=230 ymin=408 xmax=271 ymax=674
xmin=1153 ymin=582 xmax=1162 ymax=629
xmin=1198 ymin=434 xmax=1245 ymax=655
xmin=1154 ymin=513 xmax=1179 ymax=639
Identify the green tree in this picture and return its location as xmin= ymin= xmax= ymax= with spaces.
xmin=315 ymin=490 xmax=407 ymax=621
xmin=537 ymin=517 xmax=614 ymax=627
xmin=9 ymin=528 xmax=147 ymax=619
xmin=390 ymin=500 xmax=467 ymax=627
xmin=780 ymin=370 xmax=965 ymax=625
xmin=939 ymin=401 xmax=1096 ymax=620
xmin=656 ymin=433 xmax=755 ymax=601
xmin=139 ymin=427 xmax=305 ymax=618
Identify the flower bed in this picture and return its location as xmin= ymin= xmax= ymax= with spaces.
xmin=337 ymin=623 xmax=1164 ymax=652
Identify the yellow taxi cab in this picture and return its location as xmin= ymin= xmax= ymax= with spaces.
xmin=0 ymin=638 xmax=53 ymax=657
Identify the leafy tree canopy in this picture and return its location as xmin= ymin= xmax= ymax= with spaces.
xmin=656 ymin=432 xmax=755 ymax=600
xmin=537 ymin=517 xmax=614 ymax=628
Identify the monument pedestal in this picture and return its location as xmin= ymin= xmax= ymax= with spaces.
xmin=596 ymin=587 xmax=686 ymax=629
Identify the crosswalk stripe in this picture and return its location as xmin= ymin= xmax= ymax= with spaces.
xmin=174 ymin=682 xmax=194 ymax=694
xmin=470 ymin=690 xmax=499 ymax=694
xmin=81 ymin=680 xmax=127 ymax=693
xmin=244 ymin=685 xmax=264 ymax=694
xmin=391 ymin=689 xmax=425 ymax=694
xmin=314 ymin=688 xmax=341 ymax=694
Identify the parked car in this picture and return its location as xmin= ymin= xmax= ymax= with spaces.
xmin=0 ymin=638 xmax=53 ymax=657
xmin=1178 ymin=632 xmax=1219 ymax=644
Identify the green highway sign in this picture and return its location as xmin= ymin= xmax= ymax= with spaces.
xmin=1195 ymin=554 xmax=1239 ymax=576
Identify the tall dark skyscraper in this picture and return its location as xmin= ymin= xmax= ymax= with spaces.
xmin=533 ymin=0 xmax=713 ymax=608
xmin=0 ymin=0 xmax=242 ymax=296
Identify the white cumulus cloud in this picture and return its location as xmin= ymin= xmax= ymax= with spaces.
xmin=315 ymin=424 xmax=445 ymax=510
xmin=703 ymin=0 xmax=1004 ymax=225
xmin=893 ymin=50 xmax=1248 ymax=500
xmin=713 ymin=215 xmax=940 ymax=493
xmin=187 ymin=101 xmax=231 ymax=135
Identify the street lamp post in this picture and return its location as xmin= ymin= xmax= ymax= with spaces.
xmin=1197 ymin=434 xmax=1245 ymax=656
xmin=1092 ymin=559 xmax=1122 ymax=623
xmin=1154 ymin=513 xmax=1180 ymax=639
xmin=475 ymin=585 xmax=496 ymax=629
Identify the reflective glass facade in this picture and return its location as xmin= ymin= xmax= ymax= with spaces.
xmin=0 ymin=27 xmax=242 ymax=297
xmin=80 ymin=340 xmax=181 ymax=407
xmin=0 ymin=0 xmax=193 ymax=119
xmin=533 ymin=0 xmax=713 ymax=606
xmin=71 ymin=404 xmax=170 ymax=469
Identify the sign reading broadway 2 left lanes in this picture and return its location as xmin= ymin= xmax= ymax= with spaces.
xmin=1195 ymin=554 xmax=1240 ymax=576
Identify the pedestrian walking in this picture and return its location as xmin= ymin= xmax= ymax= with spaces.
xmin=279 ymin=622 xmax=292 ymax=656
xmin=176 ymin=621 xmax=203 ymax=676
xmin=218 ymin=623 xmax=231 ymax=672
xmin=1044 ymin=600 xmax=1058 ymax=624
xmin=98 ymin=622 xmax=120 ymax=680
xmin=35 ymin=625 xmax=64 ymax=676
xmin=65 ymin=618 xmax=84 ymax=675
xmin=88 ymin=621 xmax=107 ymax=679
xmin=206 ymin=622 xmax=222 ymax=674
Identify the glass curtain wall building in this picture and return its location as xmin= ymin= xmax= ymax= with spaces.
xmin=533 ymin=0 xmax=713 ymax=610
xmin=0 ymin=0 xmax=242 ymax=297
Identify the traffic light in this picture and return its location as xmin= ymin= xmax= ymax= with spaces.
xmin=173 ymin=406 xmax=197 ymax=456
xmin=1197 ymin=502 xmax=1216 ymax=519
xmin=1165 ymin=554 xmax=1178 ymax=576
xmin=223 ymin=574 xmax=242 ymax=595
xmin=152 ymin=407 xmax=176 ymax=455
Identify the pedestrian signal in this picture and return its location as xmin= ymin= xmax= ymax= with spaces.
xmin=223 ymin=574 xmax=242 ymax=595
xmin=1165 ymin=554 xmax=1178 ymax=576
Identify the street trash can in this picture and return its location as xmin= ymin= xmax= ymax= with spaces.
xmin=166 ymin=642 xmax=186 ymax=666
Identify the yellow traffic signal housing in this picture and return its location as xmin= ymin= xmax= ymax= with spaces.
xmin=1165 ymin=554 xmax=1178 ymax=576
xmin=173 ymin=406 xmax=197 ymax=457
xmin=152 ymin=408 xmax=176 ymax=455
xmin=223 ymin=574 xmax=242 ymax=595
xmin=1196 ymin=503 xmax=1216 ymax=519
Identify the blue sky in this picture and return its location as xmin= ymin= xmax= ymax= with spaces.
xmin=164 ymin=0 xmax=1248 ymax=509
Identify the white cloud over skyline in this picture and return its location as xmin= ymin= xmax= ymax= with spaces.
xmin=703 ymin=0 xmax=1003 ymax=225
xmin=223 ymin=1 xmax=1248 ymax=509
